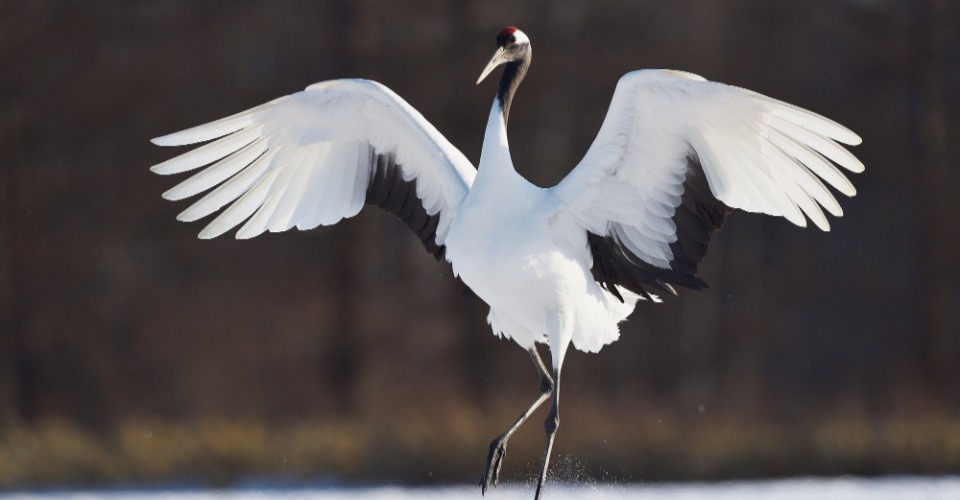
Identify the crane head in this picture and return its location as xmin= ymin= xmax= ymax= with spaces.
xmin=477 ymin=27 xmax=531 ymax=84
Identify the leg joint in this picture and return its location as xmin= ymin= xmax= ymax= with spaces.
xmin=539 ymin=376 xmax=554 ymax=395
xmin=544 ymin=408 xmax=559 ymax=435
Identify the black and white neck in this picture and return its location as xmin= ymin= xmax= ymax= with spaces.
xmin=494 ymin=34 xmax=531 ymax=125
xmin=474 ymin=27 xmax=534 ymax=191
xmin=476 ymin=27 xmax=532 ymax=126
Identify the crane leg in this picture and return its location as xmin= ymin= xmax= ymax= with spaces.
xmin=480 ymin=346 xmax=554 ymax=495
xmin=533 ymin=368 xmax=560 ymax=500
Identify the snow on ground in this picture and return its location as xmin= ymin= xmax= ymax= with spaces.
xmin=3 ymin=477 xmax=960 ymax=500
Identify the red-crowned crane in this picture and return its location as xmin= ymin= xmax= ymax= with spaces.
xmin=150 ymin=26 xmax=863 ymax=499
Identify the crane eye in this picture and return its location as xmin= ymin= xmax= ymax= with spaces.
xmin=509 ymin=36 xmax=517 ymax=44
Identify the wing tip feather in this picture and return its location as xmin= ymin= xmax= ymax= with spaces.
xmin=151 ymin=136 xmax=176 ymax=147
xmin=149 ymin=164 xmax=169 ymax=175
xmin=151 ymin=129 xmax=210 ymax=147
xmin=196 ymin=225 xmax=217 ymax=239
xmin=844 ymin=131 xmax=863 ymax=147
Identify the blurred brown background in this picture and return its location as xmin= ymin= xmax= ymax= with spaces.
xmin=1 ymin=0 xmax=959 ymax=488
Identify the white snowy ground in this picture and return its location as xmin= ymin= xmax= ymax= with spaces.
xmin=3 ymin=477 xmax=960 ymax=500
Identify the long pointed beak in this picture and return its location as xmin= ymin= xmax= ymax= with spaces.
xmin=476 ymin=47 xmax=508 ymax=84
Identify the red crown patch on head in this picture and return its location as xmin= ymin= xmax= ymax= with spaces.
xmin=496 ymin=26 xmax=518 ymax=45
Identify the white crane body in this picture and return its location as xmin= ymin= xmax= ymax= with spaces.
xmin=447 ymin=102 xmax=638 ymax=365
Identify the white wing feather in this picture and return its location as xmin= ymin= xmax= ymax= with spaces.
xmin=151 ymin=79 xmax=476 ymax=245
xmin=552 ymin=69 xmax=862 ymax=268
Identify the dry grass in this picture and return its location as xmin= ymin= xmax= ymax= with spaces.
xmin=1 ymin=411 xmax=959 ymax=489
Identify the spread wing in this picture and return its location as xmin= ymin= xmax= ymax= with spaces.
xmin=550 ymin=69 xmax=863 ymax=300
xmin=150 ymin=79 xmax=477 ymax=259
